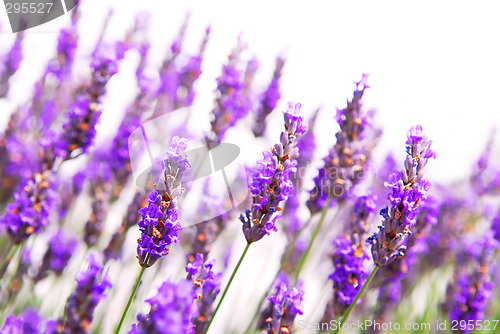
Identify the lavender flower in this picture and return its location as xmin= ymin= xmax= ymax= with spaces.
xmin=307 ymin=75 xmax=377 ymax=214
xmin=1 ymin=170 xmax=57 ymax=244
xmin=55 ymin=48 xmax=119 ymax=160
xmin=0 ymin=31 xmax=24 ymax=98
xmin=34 ymin=229 xmax=77 ymax=282
xmin=447 ymin=234 xmax=498 ymax=333
xmin=252 ymin=56 xmax=285 ymax=137
xmin=240 ymin=102 xmax=306 ymax=244
xmin=60 ymin=252 xmax=111 ymax=333
xmin=264 ymin=273 xmax=304 ymax=334
xmin=129 ymin=279 xmax=198 ymax=334
xmin=104 ymin=191 xmax=146 ymax=262
xmin=184 ymin=253 xmax=222 ymax=334
xmin=367 ymin=125 xmax=436 ymax=266
xmin=205 ymin=39 xmax=252 ymax=145
xmin=83 ymin=155 xmax=114 ymax=247
xmin=1 ymin=309 xmax=54 ymax=334
xmin=493 ymin=210 xmax=500 ymax=242
xmin=174 ymin=27 xmax=211 ymax=110
xmin=322 ymin=195 xmax=376 ymax=322
xmin=137 ymin=136 xmax=190 ymax=267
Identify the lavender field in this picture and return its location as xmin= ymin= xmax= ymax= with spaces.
xmin=1 ymin=1 xmax=500 ymax=333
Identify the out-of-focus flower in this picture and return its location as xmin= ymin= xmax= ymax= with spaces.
xmin=184 ymin=253 xmax=222 ymax=334
xmin=0 ymin=31 xmax=24 ymax=98
xmin=129 ymin=279 xmax=198 ymax=334
xmin=252 ymin=56 xmax=285 ymax=137
xmin=307 ymin=75 xmax=378 ymax=214
xmin=240 ymin=102 xmax=306 ymax=244
xmin=60 ymin=252 xmax=111 ymax=333
xmin=1 ymin=309 xmax=56 ymax=334
xmin=34 ymin=229 xmax=77 ymax=282
xmin=445 ymin=234 xmax=498 ymax=333
xmin=137 ymin=137 xmax=190 ymax=267
xmin=321 ymin=194 xmax=376 ymax=323
xmin=367 ymin=125 xmax=435 ymax=266
xmin=263 ymin=273 xmax=304 ymax=334
xmin=206 ymin=38 xmax=252 ymax=145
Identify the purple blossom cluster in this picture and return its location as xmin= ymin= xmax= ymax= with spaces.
xmin=34 ymin=229 xmax=77 ymax=282
xmin=307 ymin=75 xmax=378 ymax=214
xmin=129 ymin=279 xmax=199 ymax=334
xmin=322 ymin=195 xmax=376 ymax=320
xmin=240 ymin=102 xmax=306 ymax=243
xmin=264 ymin=273 xmax=304 ymax=334
xmin=367 ymin=125 xmax=436 ymax=266
xmin=59 ymin=253 xmax=112 ymax=333
xmin=137 ymin=137 xmax=191 ymax=267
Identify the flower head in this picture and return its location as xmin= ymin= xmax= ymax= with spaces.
xmin=307 ymin=75 xmax=378 ymax=214
xmin=137 ymin=137 xmax=190 ymax=267
xmin=367 ymin=125 xmax=435 ymax=266
xmin=130 ymin=279 xmax=198 ymax=334
xmin=61 ymin=252 xmax=111 ymax=333
xmin=264 ymin=273 xmax=304 ymax=334
xmin=241 ymin=102 xmax=306 ymax=243
xmin=35 ymin=228 xmax=77 ymax=282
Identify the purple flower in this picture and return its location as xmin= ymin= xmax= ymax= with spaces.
xmin=447 ymin=234 xmax=498 ymax=333
xmin=307 ymin=75 xmax=378 ymax=214
xmin=1 ymin=171 xmax=57 ymax=245
xmin=206 ymin=39 xmax=252 ymax=145
xmin=184 ymin=253 xmax=222 ymax=334
xmin=105 ymin=191 xmax=146 ymax=262
xmin=367 ymin=125 xmax=436 ymax=266
xmin=322 ymin=195 xmax=376 ymax=321
xmin=35 ymin=228 xmax=77 ymax=282
xmin=175 ymin=27 xmax=210 ymax=109
xmin=83 ymin=154 xmax=114 ymax=247
xmin=137 ymin=137 xmax=191 ymax=267
xmin=264 ymin=273 xmax=304 ymax=334
xmin=61 ymin=252 xmax=112 ymax=333
xmin=0 ymin=31 xmax=24 ymax=97
xmin=493 ymin=211 xmax=500 ymax=243
xmin=129 ymin=279 xmax=198 ymax=334
xmin=55 ymin=48 xmax=119 ymax=160
xmin=240 ymin=102 xmax=306 ymax=243
xmin=252 ymin=56 xmax=285 ymax=137
xmin=1 ymin=309 xmax=55 ymax=334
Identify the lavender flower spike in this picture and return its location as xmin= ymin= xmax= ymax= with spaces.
xmin=61 ymin=252 xmax=112 ymax=333
xmin=137 ymin=136 xmax=191 ymax=267
xmin=265 ymin=274 xmax=304 ymax=334
xmin=129 ymin=279 xmax=198 ymax=334
xmin=322 ymin=194 xmax=376 ymax=322
xmin=240 ymin=102 xmax=306 ymax=244
xmin=367 ymin=125 xmax=436 ymax=266
xmin=34 ymin=228 xmax=77 ymax=282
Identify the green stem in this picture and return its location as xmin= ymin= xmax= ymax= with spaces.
xmin=331 ymin=265 xmax=379 ymax=334
xmin=0 ymin=242 xmax=19 ymax=280
xmin=294 ymin=195 xmax=333 ymax=283
xmin=204 ymin=243 xmax=251 ymax=334
xmin=114 ymin=266 xmax=146 ymax=334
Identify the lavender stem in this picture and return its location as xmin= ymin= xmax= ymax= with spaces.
xmin=294 ymin=195 xmax=333 ymax=283
xmin=331 ymin=265 xmax=379 ymax=334
xmin=114 ymin=266 xmax=146 ymax=334
xmin=204 ymin=243 xmax=251 ymax=334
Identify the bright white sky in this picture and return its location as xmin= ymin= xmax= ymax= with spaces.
xmin=2 ymin=1 xmax=500 ymax=332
